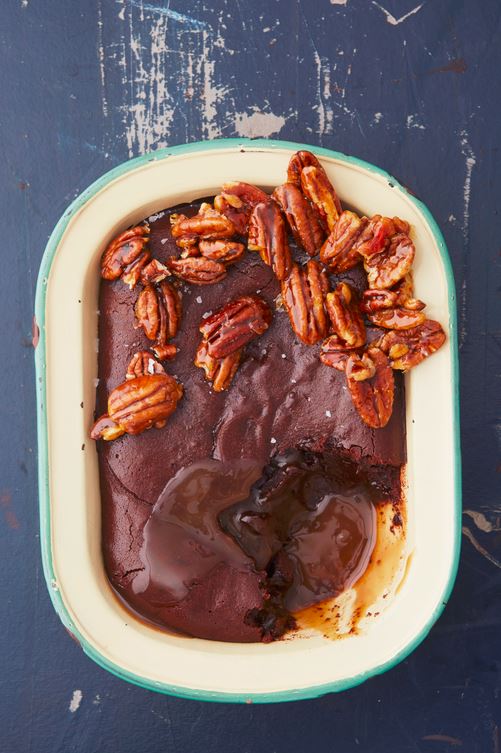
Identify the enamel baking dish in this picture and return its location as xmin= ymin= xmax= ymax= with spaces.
xmin=35 ymin=139 xmax=461 ymax=703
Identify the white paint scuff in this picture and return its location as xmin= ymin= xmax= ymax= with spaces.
xmin=97 ymin=1 xmax=108 ymax=116
xmin=233 ymin=109 xmax=286 ymax=138
xmin=313 ymin=52 xmax=334 ymax=135
xmin=373 ymin=112 xmax=383 ymax=123
xmin=406 ymin=114 xmax=426 ymax=130
xmin=459 ymin=130 xmax=476 ymax=240
xmin=330 ymin=0 xmax=348 ymax=5
xmin=69 ymin=690 xmax=83 ymax=713
xmin=372 ymin=2 xmax=424 ymax=25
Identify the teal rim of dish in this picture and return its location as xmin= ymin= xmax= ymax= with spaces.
xmin=34 ymin=138 xmax=462 ymax=704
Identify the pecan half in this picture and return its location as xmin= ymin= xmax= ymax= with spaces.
xmin=214 ymin=182 xmax=271 ymax=235
xmin=195 ymin=340 xmax=242 ymax=392
xmin=101 ymin=224 xmax=151 ymax=289
xmin=326 ymin=282 xmax=366 ymax=348
xmin=320 ymin=211 xmax=368 ymax=272
xmin=364 ymin=233 xmax=415 ymax=289
xmin=140 ymin=258 xmax=170 ymax=285
xmin=199 ymin=239 xmax=245 ymax=264
xmin=320 ymin=334 xmax=361 ymax=372
xmin=170 ymin=205 xmax=235 ymax=246
xmin=168 ymin=257 xmax=227 ymax=285
xmin=135 ymin=281 xmax=181 ymax=354
xmin=272 ymin=183 xmax=325 ymax=256
xmin=281 ymin=261 xmax=329 ymax=345
xmin=126 ymin=351 xmax=165 ymax=380
xmin=375 ymin=320 xmax=446 ymax=370
xmin=248 ymin=202 xmax=292 ymax=281
xmin=300 ymin=166 xmax=342 ymax=232
xmin=354 ymin=215 xmax=410 ymax=259
xmin=367 ymin=307 xmax=426 ymax=330
xmin=287 ymin=150 xmax=324 ymax=187
xmin=392 ymin=274 xmax=425 ymax=310
xmin=361 ymin=288 xmax=398 ymax=314
xmin=90 ymin=373 xmax=183 ymax=440
xmin=199 ymin=295 xmax=272 ymax=358
xmin=346 ymin=347 xmax=394 ymax=429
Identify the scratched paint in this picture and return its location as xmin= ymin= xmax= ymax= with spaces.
xmin=68 ymin=690 xmax=83 ymax=713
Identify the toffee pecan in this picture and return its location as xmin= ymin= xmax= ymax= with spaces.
xmin=375 ymin=320 xmax=446 ymax=370
xmin=199 ymin=239 xmax=245 ymax=264
xmin=286 ymin=150 xmax=324 ymax=187
xmin=326 ymin=282 xmax=366 ymax=348
xmin=195 ymin=340 xmax=242 ymax=392
xmin=248 ymin=201 xmax=292 ymax=281
xmin=199 ymin=295 xmax=272 ymax=358
xmin=361 ymin=288 xmax=398 ymax=314
xmin=320 ymin=211 xmax=368 ymax=272
xmin=126 ymin=351 xmax=165 ymax=380
xmin=140 ymin=258 xmax=170 ymax=285
xmin=272 ymin=183 xmax=325 ymax=256
xmin=320 ymin=334 xmax=361 ymax=372
xmin=281 ymin=260 xmax=329 ymax=345
xmin=367 ymin=307 xmax=426 ymax=330
xmin=300 ymin=166 xmax=342 ymax=232
xmin=214 ymin=182 xmax=271 ymax=235
xmin=364 ymin=233 xmax=415 ymax=289
xmin=354 ymin=215 xmax=410 ymax=259
xmin=346 ymin=347 xmax=394 ymax=429
xmin=170 ymin=205 xmax=235 ymax=247
xmin=101 ymin=224 xmax=151 ymax=289
xmin=90 ymin=373 xmax=183 ymax=440
xmin=392 ymin=274 xmax=426 ymax=310
xmin=135 ymin=281 xmax=181 ymax=356
xmin=168 ymin=257 xmax=227 ymax=285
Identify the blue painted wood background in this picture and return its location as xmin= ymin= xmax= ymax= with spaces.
xmin=2 ymin=0 xmax=501 ymax=750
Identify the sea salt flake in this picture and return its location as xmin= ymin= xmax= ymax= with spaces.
xmin=196 ymin=296 xmax=203 ymax=304
xmin=325 ymin=410 xmax=332 ymax=418
xmin=270 ymin=437 xmax=277 ymax=444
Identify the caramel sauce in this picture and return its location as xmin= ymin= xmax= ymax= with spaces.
xmin=297 ymin=481 xmax=407 ymax=639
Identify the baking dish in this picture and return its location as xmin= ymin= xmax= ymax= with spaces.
xmin=34 ymin=139 xmax=461 ymax=703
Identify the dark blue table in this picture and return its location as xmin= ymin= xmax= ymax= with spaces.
xmin=3 ymin=1 xmax=501 ymax=750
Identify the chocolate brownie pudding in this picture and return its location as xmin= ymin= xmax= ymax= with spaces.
xmin=92 ymin=151 xmax=446 ymax=642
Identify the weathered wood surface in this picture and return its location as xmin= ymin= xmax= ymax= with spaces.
xmin=2 ymin=1 xmax=501 ymax=750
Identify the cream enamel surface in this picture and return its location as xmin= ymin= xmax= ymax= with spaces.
xmin=43 ymin=146 xmax=456 ymax=696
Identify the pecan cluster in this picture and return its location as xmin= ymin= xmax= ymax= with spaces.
xmin=93 ymin=148 xmax=447 ymax=440
xmin=277 ymin=150 xmax=446 ymax=429
xmin=195 ymin=295 xmax=272 ymax=391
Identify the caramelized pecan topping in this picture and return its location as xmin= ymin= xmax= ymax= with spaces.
xmin=286 ymin=150 xmax=324 ymax=187
xmin=195 ymin=340 xmax=242 ymax=392
xmin=273 ymin=183 xmax=325 ymax=256
xmin=300 ymin=166 xmax=342 ymax=232
xmin=199 ymin=239 xmax=245 ymax=264
xmin=214 ymin=182 xmax=271 ymax=235
xmin=91 ymin=373 xmax=183 ymax=441
xmin=248 ymin=201 xmax=292 ymax=281
xmin=101 ymin=225 xmax=151 ymax=289
xmin=281 ymin=261 xmax=329 ymax=345
xmin=320 ymin=211 xmax=368 ymax=272
xmin=346 ymin=347 xmax=394 ymax=429
xmin=363 ymin=233 xmax=415 ymax=289
xmin=168 ymin=257 xmax=227 ymax=285
xmin=135 ymin=280 xmax=181 ymax=358
xmin=375 ymin=320 xmax=446 ymax=370
xmin=326 ymin=282 xmax=366 ymax=348
xmin=320 ymin=334 xmax=361 ymax=372
xmin=170 ymin=205 xmax=235 ymax=246
xmin=361 ymin=288 xmax=398 ymax=314
xmin=140 ymin=258 xmax=170 ymax=285
xmin=367 ymin=307 xmax=426 ymax=330
xmin=354 ymin=215 xmax=410 ymax=258
xmin=126 ymin=351 xmax=165 ymax=380
xmin=199 ymin=295 xmax=272 ymax=358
